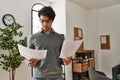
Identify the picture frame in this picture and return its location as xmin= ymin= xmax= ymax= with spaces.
xmin=100 ymin=35 xmax=110 ymax=49
xmin=74 ymin=27 xmax=84 ymax=52
xmin=74 ymin=27 xmax=83 ymax=40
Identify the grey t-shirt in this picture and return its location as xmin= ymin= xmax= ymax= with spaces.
xmin=28 ymin=29 xmax=64 ymax=78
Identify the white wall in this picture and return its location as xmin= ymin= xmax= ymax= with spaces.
xmin=0 ymin=0 xmax=67 ymax=79
xmin=0 ymin=0 xmax=50 ymax=80
xmin=1 ymin=0 xmax=120 ymax=80
xmin=0 ymin=0 xmax=50 ymax=37
xmin=66 ymin=1 xmax=88 ymax=80
xmin=65 ymin=0 xmax=102 ymax=80
xmin=66 ymin=0 xmax=120 ymax=79
xmin=85 ymin=9 xmax=100 ymax=70
xmin=51 ymin=0 xmax=66 ymax=35
xmin=98 ymin=4 xmax=120 ymax=77
xmin=66 ymin=0 xmax=88 ymax=40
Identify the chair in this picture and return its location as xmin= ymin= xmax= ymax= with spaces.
xmin=112 ymin=64 xmax=120 ymax=80
xmin=88 ymin=67 xmax=112 ymax=80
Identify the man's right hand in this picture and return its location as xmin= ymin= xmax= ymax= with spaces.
xmin=28 ymin=58 xmax=38 ymax=67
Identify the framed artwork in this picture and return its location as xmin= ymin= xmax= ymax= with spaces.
xmin=74 ymin=27 xmax=84 ymax=52
xmin=100 ymin=35 xmax=110 ymax=49
xmin=74 ymin=27 xmax=83 ymax=40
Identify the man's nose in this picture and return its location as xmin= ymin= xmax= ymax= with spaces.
xmin=43 ymin=22 xmax=47 ymax=25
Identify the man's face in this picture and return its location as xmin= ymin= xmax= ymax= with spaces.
xmin=40 ymin=15 xmax=53 ymax=32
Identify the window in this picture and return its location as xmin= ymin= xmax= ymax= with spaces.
xmin=31 ymin=3 xmax=44 ymax=34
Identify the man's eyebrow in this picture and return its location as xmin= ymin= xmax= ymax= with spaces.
xmin=40 ymin=19 xmax=49 ymax=21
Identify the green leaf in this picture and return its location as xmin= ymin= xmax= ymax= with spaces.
xmin=0 ymin=22 xmax=27 ymax=72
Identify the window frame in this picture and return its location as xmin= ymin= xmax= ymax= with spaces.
xmin=31 ymin=3 xmax=44 ymax=34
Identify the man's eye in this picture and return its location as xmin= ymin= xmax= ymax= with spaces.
xmin=46 ymin=20 xmax=50 ymax=22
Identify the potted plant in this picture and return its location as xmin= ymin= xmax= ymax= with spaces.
xmin=0 ymin=22 xmax=27 ymax=80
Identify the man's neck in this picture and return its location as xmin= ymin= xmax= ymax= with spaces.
xmin=44 ymin=28 xmax=52 ymax=34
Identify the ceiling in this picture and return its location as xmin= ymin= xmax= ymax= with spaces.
xmin=70 ymin=0 xmax=120 ymax=9
xmin=45 ymin=0 xmax=120 ymax=9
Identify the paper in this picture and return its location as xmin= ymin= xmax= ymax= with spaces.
xmin=18 ymin=44 xmax=47 ymax=60
xmin=60 ymin=39 xmax=83 ymax=58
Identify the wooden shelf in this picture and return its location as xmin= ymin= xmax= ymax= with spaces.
xmin=72 ymin=50 xmax=95 ymax=80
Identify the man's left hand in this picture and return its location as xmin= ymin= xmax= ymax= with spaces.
xmin=63 ymin=56 xmax=72 ymax=65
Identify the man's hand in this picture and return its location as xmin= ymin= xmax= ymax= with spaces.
xmin=63 ymin=56 xmax=72 ymax=65
xmin=28 ymin=58 xmax=38 ymax=67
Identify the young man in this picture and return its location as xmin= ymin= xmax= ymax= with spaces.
xmin=28 ymin=6 xmax=72 ymax=80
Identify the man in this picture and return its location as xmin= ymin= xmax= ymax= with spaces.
xmin=28 ymin=6 xmax=72 ymax=80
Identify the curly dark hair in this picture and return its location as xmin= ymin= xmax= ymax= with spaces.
xmin=38 ymin=6 xmax=56 ymax=21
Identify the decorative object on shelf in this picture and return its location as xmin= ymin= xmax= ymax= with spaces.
xmin=2 ymin=14 xmax=15 ymax=26
xmin=0 ymin=22 xmax=27 ymax=80
xmin=100 ymin=35 xmax=110 ymax=49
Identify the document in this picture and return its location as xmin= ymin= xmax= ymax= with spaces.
xmin=18 ymin=44 xmax=47 ymax=60
xmin=60 ymin=39 xmax=83 ymax=58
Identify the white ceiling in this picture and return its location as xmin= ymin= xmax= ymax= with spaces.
xmin=45 ymin=0 xmax=120 ymax=9
xmin=70 ymin=0 xmax=120 ymax=9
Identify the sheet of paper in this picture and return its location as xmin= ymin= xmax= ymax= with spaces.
xmin=60 ymin=39 xmax=83 ymax=58
xmin=18 ymin=44 xmax=47 ymax=60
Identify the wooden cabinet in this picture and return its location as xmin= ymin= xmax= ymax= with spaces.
xmin=73 ymin=62 xmax=88 ymax=73
xmin=72 ymin=50 xmax=95 ymax=80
